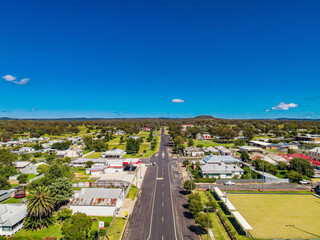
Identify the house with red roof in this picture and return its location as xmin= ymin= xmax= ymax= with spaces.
xmin=278 ymin=153 xmax=320 ymax=169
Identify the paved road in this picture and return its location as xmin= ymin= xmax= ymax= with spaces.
xmin=123 ymin=128 xmax=200 ymax=240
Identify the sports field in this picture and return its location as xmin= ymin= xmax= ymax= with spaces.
xmin=227 ymin=194 xmax=320 ymax=239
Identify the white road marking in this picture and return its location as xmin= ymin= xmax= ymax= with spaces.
xmin=147 ymin=165 xmax=158 ymax=240
xmin=162 ymin=192 xmax=164 ymax=195
xmin=162 ymin=202 xmax=164 ymax=207
xmin=162 ymin=216 xmax=164 ymax=222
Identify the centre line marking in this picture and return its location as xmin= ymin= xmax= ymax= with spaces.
xmin=162 ymin=216 xmax=164 ymax=222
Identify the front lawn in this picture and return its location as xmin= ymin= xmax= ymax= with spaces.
xmin=126 ymin=185 xmax=138 ymax=200
xmin=2 ymin=197 xmax=26 ymax=204
xmin=14 ymin=222 xmax=63 ymax=239
xmin=14 ymin=216 xmax=126 ymax=240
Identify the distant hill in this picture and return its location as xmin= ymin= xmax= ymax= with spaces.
xmin=193 ymin=115 xmax=217 ymax=119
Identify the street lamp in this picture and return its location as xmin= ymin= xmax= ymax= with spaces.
xmin=262 ymin=160 xmax=265 ymax=192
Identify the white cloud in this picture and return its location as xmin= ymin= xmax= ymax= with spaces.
xmin=14 ymin=78 xmax=30 ymax=85
xmin=2 ymin=75 xmax=30 ymax=85
xmin=271 ymin=102 xmax=298 ymax=110
xmin=265 ymin=109 xmax=270 ymax=112
xmin=172 ymin=99 xmax=185 ymax=103
xmin=2 ymin=75 xmax=16 ymax=82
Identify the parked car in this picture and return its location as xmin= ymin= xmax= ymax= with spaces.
xmin=224 ymin=181 xmax=235 ymax=185
xmin=299 ymin=180 xmax=311 ymax=185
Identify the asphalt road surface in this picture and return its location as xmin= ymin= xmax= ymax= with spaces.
xmin=123 ymin=128 xmax=200 ymax=240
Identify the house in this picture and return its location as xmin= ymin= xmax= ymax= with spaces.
xmin=101 ymin=149 xmax=126 ymax=158
xmin=0 ymin=204 xmax=27 ymax=236
xmin=295 ymin=135 xmax=320 ymax=143
xmin=249 ymin=152 xmax=265 ymax=161
xmin=20 ymin=162 xmax=47 ymax=175
xmin=115 ymin=130 xmax=125 ymax=135
xmin=143 ymin=127 xmax=152 ymax=132
xmin=200 ymin=162 xmax=244 ymax=179
xmin=196 ymin=133 xmax=212 ymax=140
xmin=249 ymin=141 xmax=272 ymax=149
xmin=181 ymin=124 xmax=194 ymax=131
xmin=199 ymin=155 xmax=242 ymax=166
xmin=239 ymin=146 xmax=263 ymax=154
xmin=70 ymin=188 xmax=125 ymax=216
xmin=183 ymin=146 xmax=204 ymax=157
xmin=18 ymin=147 xmax=35 ymax=154
xmin=56 ymin=148 xmax=83 ymax=158
xmin=0 ymin=190 xmax=16 ymax=203
xmin=216 ymin=146 xmax=235 ymax=156
xmin=307 ymin=147 xmax=320 ymax=161
xmin=279 ymin=153 xmax=320 ymax=169
xmin=128 ymin=136 xmax=140 ymax=140
xmin=14 ymin=161 xmax=31 ymax=171
xmin=203 ymin=146 xmax=219 ymax=154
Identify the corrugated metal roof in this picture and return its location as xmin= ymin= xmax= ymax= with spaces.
xmin=70 ymin=188 xmax=122 ymax=207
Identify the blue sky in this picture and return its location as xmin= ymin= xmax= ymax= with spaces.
xmin=1 ymin=0 xmax=320 ymax=119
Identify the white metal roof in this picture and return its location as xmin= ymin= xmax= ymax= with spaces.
xmin=232 ymin=211 xmax=253 ymax=230
xmin=221 ymin=196 xmax=237 ymax=211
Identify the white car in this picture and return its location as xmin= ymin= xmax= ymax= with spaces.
xmin=224 ymin=181 xmax=235 ymax=185
xmin=299 ymin=180 xmax=311 ymax=185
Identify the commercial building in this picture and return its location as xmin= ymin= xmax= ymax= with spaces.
xmin=70 ymin=188 xmax=125 ymax=216
xmin=101 ymin=149 xmax=126 ymax=158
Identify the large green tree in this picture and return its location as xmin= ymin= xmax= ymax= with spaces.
xmin=0 ymin=176 xmax=11 ymax=190
xmin=288 ymin=158 xmax=315 ymax=178
xmin=0 ymin=149 xmax=18 ymax=165
xmin=49 ymin=177 xmax=73 ymax=207
xmin=61 ymin=212 xmax=93 ymax=240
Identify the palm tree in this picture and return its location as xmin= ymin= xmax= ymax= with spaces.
xmin=25 ymin=186 xmax=55 ymax=229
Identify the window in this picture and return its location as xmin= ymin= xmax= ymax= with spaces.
xmin=2 ymin=226 xmax=12 ymax=231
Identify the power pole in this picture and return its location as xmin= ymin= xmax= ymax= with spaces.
xmin=262 ymin=160 xmax=265 ymax=192
xmin=114 ymin=211 xmax=116 ymax=240
xmin=207 ymin=206 xmax=209 ymax=240
xmin=250 ymin=167 xmax=252 ymax=190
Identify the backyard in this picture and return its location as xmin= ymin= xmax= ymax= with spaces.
xmin=227 ymin=193 xmax=320 ymax=239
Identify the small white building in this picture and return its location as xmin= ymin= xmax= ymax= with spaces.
xmin=101 ymin=149 xmax=126 ymax=158
xmin=70 ymin=188 xmax=125 ymax=216
xmin=0 ymin=204 xmax=27 ymax=236
xmin=56 ymin=148 xmax=83 ymax=158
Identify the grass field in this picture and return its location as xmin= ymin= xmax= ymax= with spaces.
xmin=183 ymin=140 xmax=234 ymax=148
xmin=228 ymin=194 xmax=320 ymax=239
